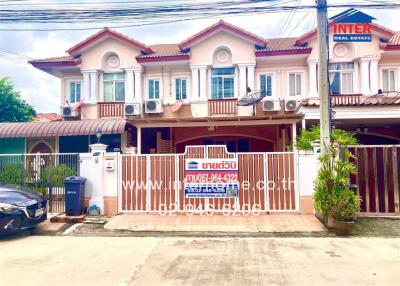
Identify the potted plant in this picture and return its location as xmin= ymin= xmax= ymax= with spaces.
xmin=313 ymin=146 xmax=359 ymax=230
xmin=330 ymin=189 xmax=361 ymax=235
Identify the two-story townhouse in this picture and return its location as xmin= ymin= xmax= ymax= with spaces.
xmin=0 ymin=9 xmax=399 ymax=154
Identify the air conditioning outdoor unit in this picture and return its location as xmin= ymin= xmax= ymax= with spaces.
xmin=145 ymin=99 xmax=163 ymax=113
xmin=262 ymin=100 xmax=281 ymax=111
xmin=61 ymin=106 xmax=79 ymax=117
xmin=285 ymin=100 xmax=298 ymax=112
xmin=124 ymin=103 xmax=142 ymax=116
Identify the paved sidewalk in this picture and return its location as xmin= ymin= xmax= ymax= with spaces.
xmin=104 ymin=214 xmax=326 ymax=234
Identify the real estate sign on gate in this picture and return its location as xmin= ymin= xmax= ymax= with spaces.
xmin=184 ymin=159 xmax=239 ymax=198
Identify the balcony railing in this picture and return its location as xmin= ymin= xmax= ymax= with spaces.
xmin=98 ymin=102 xmax=124 ymax=118
xmin=331 ymin=94 xmax=363 ymax=105
xmin=208 ymin=98 xmax=238 ymax=116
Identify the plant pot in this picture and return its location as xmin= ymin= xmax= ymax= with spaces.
xmin=331 ymin=218 xmax=354 ymax=236
xmin=326 ymin=214 xmax=335 ymax=228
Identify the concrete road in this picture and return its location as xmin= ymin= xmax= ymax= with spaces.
xmin=0 ymin=235 xmax=399 ymax=286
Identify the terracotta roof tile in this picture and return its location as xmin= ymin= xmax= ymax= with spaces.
xmin=0 ymin=119 xmax=127 ymax=138
xmin=34 ymin=113 xmax=62 ymax=122
xmin=137 ymin=44 xmax=187 ymax=58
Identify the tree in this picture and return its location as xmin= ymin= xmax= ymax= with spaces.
xmin=296 ymin=125 xmax=359 ymax=150
xmin=0 ymin=77 xmax=36 ymax=122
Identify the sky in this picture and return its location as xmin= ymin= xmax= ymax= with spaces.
xmin=1 ymin=0 xmax=400 ymax=113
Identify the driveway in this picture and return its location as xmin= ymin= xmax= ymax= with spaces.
xmin=0 ymin=235 xmax=399 ymax=286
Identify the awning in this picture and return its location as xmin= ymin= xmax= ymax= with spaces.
xmin=0 ymin=119 xmax=127 ymax=138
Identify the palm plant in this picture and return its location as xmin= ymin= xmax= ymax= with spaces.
xmin=313 ymin=147 xmax=359 ymax=220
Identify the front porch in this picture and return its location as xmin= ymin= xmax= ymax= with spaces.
xmin=125 ymin=116 xmax=302 ymax=154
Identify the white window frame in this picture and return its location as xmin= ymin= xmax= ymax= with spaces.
xmin=103 ymin=72 xmax=125 ymax=102
xmin=328 ymin=62 xmax=355 ymax=95
xmin=258 ymin=72 xmax=276 ymax=98
xmin=67 ymin=80 xmax=82 ymax=104
xmin=173 ymin=75 xmax=190 ymax=102
xmin=146 ymin=77 xmax=163 ymax=100
xmin=287 ymin=71 xmax=305 ymax=97
xmin=381 ymin=68 xmax=397 ymax=92
xmin=210 ymin=67 xmax=236 ymax=99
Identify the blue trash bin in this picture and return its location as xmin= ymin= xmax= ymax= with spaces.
xmin=64 ymin=176 xmax=86 ymax=216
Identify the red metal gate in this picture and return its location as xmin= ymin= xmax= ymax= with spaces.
xmin=341 ymin=145 xmax=400 ymax=214
xmin=119 ymin=146 xmax=298 ymax=214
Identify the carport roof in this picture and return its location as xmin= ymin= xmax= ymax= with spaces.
xmin=0 ymin=118 xmax=128 ymax=138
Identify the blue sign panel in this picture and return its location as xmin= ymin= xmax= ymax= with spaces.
xmin=184 ymin=183 xmax=239 ymax=198
xmin=333 ymin=34 xmax=372 ymax=42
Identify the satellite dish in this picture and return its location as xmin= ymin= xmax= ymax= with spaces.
xmin=237 ymin=87 xmax=266 ymax=116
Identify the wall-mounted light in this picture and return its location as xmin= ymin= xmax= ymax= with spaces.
xmin=95 ymin=128 xmax=102 ymax=143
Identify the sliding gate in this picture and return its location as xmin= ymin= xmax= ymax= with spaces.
xmin=119 ymin=146 xmax=298 ymax=214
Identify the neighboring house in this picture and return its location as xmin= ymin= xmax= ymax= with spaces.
xmin=0 ymin=9 xmax=399 ymax=154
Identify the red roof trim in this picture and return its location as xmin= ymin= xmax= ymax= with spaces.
xmin=179 ymin=21 xmax=267 ymax=50
xmin=256 ymin=48 xmax=312 ymax=57
xmin=296 ymin=22 xmax=394 ymax=46
xmin=136 ymin=54 xmax=190 ymax=63
xmin=383 ymin=44 xmax=400 ymax=51
xmin=30 ymin=59 xmax=81 ymax=67
xmin=67 ymin=28 xmax=152 ymax=55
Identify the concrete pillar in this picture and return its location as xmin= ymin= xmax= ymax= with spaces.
xmin=125 ymin=69 xmax=135 ymax=103
xmin=82 ymin=71 xmax=91 ymax=102
xmin=238 ymin=64 xmax=247 ymax=96
xmin=89 ymin=70 xmax=98 ymax=103
xmin=370 ymin=58 xmax=380 ymax=95
xmin=247 ymin=64 xmax=255 ymax=92
xmin=137 ymin=127 xmax=142 ymax=154
xmin=133 ymin=67 xmax=142 ymax=101
xmin=360 ymin=58 xmax=371 ymax=95
xmin=308 ymin=60 xmax=318 ymax=97
xmin=191 ymin=66 xmax=199 ymax=100
xmin=199 ymin=65 xmax=207 ymax=100
xmin=234 ymin=66 xmax=239 ymax=97
xmin=292 ymin=122 xmax=297 ymax=151
xmin=88 ymin=143 xmax=108 ymax=214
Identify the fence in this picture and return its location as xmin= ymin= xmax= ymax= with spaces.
xmin=0 ymin=153 xmax=80 ymax=213
xmin=340 ymin=145 xmax=400 ymax=214
xmin=119 ymin=145 xmax=298 ymax=214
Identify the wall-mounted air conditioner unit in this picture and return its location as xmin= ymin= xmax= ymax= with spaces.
xmin=262 ymin=100 xmax=281 ymax=111
xmin=61 ymin=106 xmax=79 ymax=118
xmin=145 ymin=99 xmax=163 ymax=114
xmin=285 ymin=100 xmax=298 ymax=112
xmin=124 ymin=103 xmax=142 ymax=116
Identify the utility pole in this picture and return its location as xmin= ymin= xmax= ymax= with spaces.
xmin=316 ymin=0 xmax=331 ymax=154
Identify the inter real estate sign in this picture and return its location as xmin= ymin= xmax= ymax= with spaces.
xmin=331 ymin=9 xmax=375 ymax=43
xmin=184 ymin=159 xmax=239 ymax=198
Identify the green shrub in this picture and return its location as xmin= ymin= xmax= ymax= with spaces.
xmin=0 ymin=163 xmax=26 ymax=185
xmin=313 ymin=147 xmax=359 ymax=220
xmin=41 ymin=164 xmax=76 ymax=187
xmin=331 ymin=189 xmax=361 ymax=222
xmin=296 ymin=125 xmax=359 ymax=150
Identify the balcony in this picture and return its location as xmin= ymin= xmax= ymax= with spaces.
xmin=98 ymin=102 xmax=124 ymax=118
xmin=208 ymin=98 xmax=238 ymax=116
xmin=331 ymin=94 xmax=363 ymax=105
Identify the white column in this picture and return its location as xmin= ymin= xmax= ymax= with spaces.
xmin=360 ymin=58 xmax=371 ymax=95
xmin=238 ymin=64 xmax=247 ymax=96
xmin=89 ymin=70 xmax=98 ymax=103
xmin=133 ymin=67 xmax=142 ymax=101
xmin=137 ymin=127 xmax=142 ymax=154
xmin=199 ymin=65 xmax=207 ymax=100
xmin=234 ymin=66 xmax=239 ymax=97
xmin=82 ymin=71 xmax=91 ymax=102
xmin=370 ymin=58 xmax=380 ymax=95
xmin=247 ymin=64 xmax=255 ymax=92
xmin=191 ymin=66 xmax=199 ymax=100
xmin=308 ymin=60 xmax=318 ymax=97
xmin=125 ymin=69 xmax=135 ymax=103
